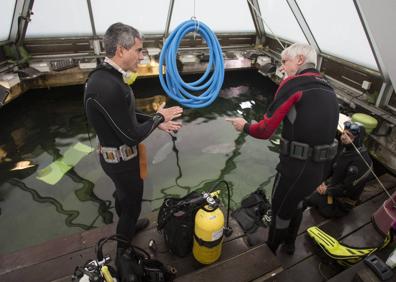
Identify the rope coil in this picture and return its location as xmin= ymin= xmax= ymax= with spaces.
xmin=159 ymin=19 xmax=224 ymax=108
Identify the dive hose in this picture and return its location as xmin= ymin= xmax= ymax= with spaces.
xmin=159 ymin=19 xmax=224 ymax=108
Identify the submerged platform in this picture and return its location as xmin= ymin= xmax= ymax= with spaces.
xmin=1 ymin=174 xmax=396 ymax=282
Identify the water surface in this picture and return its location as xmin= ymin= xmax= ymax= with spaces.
xmin=0 ymin=69 xmax=279 ymax=254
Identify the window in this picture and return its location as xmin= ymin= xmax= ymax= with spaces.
xmin=26 ymin=0 xmax=92 ymax=38
xmin=296 ymin=0 xmax=378 ymax=70
xmin=92 ymin=0 xmax=171 ymax=34
xmin=0 ymin=0 xmax=16 ymax=42
xmin=258 ymin=0 xmax=307 ymax=44
xmin=170 ymin=0 xmax=255 ymax=32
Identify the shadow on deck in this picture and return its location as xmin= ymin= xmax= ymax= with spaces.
xmin=1 ymin=174 xmax=396 ymax=282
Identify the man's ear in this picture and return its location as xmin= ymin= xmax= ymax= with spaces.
xmin=297 ymin=54 xmax=305 ymax=66
xmin=115 ymin=45 xmax=123 ymax=58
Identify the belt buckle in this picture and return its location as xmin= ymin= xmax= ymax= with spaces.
xmin=313 ymin=144 xmax=330 ymax=162
xmin=289 ymin=141 xmax=310 ymax=160
xmin=313 ymin=139 xmax=338 ymax=162
xmin=119 ymin=144 xmax=137 ymax=161
xmin=101 ymin=146 xmax=120 ymax=163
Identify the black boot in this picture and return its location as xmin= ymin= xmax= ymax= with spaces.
xmin=280 ymin=242 xmax=295 ymax=255
xmin=281 ymin=208 xmax=303 ymax=255
xmin=267 ymin=226 xmax=288 ymax=255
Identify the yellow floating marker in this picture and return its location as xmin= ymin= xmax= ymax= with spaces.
xmin=351 ymin=113 xmax=378 ymax=134
xmin=36 ymin=142 xmax=94 ymax=185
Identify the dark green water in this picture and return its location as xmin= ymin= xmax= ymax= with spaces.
xmin=0 ymin=69 xmax=279 ymax=254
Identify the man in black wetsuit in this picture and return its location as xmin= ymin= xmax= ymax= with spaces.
xmin=84 ymin=23 xmax=183 ymax=252
xmin=227 ymin=43 xmax=339 ymax=255
xmin=306 ymin=121 xmax=373 ymax=218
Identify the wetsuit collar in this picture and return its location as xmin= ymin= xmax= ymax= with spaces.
xmin=104 ymin=57 xmax=127 ymax=76
xmin=296 ymin=63 xmax=317 ymax=75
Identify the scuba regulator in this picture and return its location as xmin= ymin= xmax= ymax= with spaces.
xmin=72 ymin=234 xmax=176 ymax=282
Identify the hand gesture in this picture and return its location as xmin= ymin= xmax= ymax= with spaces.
xmin=156 ymin=102 xmax=183 ymax=122
xmin=158 ymin=120 xmax=182 ymax=133
xmin=225 ymin=117 xmax=247 ymax=132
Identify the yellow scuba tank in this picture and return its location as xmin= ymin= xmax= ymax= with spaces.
xmin=192 ymin=191 xmax=225 ymax=264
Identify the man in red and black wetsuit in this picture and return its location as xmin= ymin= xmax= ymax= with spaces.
xmin=227 ymin=43 xmax=339 ymax=255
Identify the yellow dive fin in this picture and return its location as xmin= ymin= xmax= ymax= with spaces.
xmin=307 ymin=226 xmax=392 ymax=266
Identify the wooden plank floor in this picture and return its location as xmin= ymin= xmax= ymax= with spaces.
xmin=261 ymin=174 xmax=396 ymax=281
xmin=1 ymin=174 xmax=395 ymax=282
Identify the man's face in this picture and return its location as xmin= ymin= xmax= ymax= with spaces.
xmin=340 ymin=130 xmax=355 ymax=145
xmin=280 ymin=54 xmax=304 ymax=77
xmin=119 ymin=37 xmax=144 ymax=72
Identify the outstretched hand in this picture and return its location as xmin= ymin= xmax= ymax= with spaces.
xmin=158 ymin=120 xmax=182 ymax=133
xmin=225 ymin=117 xmax=247 ymax=132
xmin=156 ymin=102 xmax=183 ymax=122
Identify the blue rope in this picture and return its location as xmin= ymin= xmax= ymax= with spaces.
xmin=159 ymin=19 xmax=224 ymax=108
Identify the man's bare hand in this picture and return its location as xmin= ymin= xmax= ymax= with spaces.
xmin=158 ymin=121 xmax=182 ymax=133
xmin=156 ymin=102 xmax=183 ymax=122
xmin=225 ymin=117 xmax=247 ymax=132
xmin=316 ymin=182 xmax=327 ymax=195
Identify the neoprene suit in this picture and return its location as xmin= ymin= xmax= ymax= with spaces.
xmin=84 ymin=63 xmax=164 ymax=248
xmin=307 ymin=129 xmax=373 ymax=218
xmin=243 ymin=67 xmax=339 ymax=253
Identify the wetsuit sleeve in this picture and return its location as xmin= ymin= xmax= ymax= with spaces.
xmin=245 ymin=90 xmax=302 ymax=139
xmin=136 ymin=110 xmax=154 ymax=123
xmin=85 ymin=82 xmax=164 ymax=146
xmin=326 ymin=165 xmax=359 ymax=197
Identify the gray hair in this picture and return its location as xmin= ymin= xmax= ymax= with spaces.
xmin=103 ymin=22 xmax=142 ymax=57
xmin=281 ymin=43 xmax=317 ymax=67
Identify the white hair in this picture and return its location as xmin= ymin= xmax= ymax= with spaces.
xmin=281 ymin=43 xmax=317 ymax=67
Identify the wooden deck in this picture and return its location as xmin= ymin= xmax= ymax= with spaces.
xmin=1 ymin=174 xmax=396 ymax=282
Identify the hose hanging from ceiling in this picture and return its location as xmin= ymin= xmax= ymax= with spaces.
xmin=158 ymin=19 xmax=224 ymax=108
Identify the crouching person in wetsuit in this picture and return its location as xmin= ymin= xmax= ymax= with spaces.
xmin=226 ymin=43 xmax=339 ymax=255
xmin=84 ymin=23 xmax=183 ymax=256
xmin=306 ymin=121 xmax=373 ymax=218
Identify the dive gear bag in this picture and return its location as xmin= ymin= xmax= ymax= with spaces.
xmin=232 ymin=188 xmax=272 ymax=233
xmin=116 ymin=245 xmax=176 ymax=282
xmin=157 ymin=191 xmax=202 ymax=257
xmin=157 ymin=181 xmax=233 ymax=258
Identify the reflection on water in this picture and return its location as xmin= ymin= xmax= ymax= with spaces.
xmin=0 ymin=70 xmax=278 ymax=254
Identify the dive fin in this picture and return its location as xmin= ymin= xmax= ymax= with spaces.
xmin=307 ymin=226 xmax=391 ymax=266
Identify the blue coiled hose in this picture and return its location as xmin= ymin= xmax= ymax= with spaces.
xmin=159 ymin=20 xmax=224 ymax=108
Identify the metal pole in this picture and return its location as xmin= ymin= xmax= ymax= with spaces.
xmin=164 ymin=0 xmax=175 ymax=40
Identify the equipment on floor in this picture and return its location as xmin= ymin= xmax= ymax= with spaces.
xmin=364 ymin=255 xmax=394 ymax=280
xmin=157 ymin=181 xmax=232 ymax=263
xmin=72 ymin=234 xmax=176 ymax=282
xmin=372 ymin=191 xmax=396 ymax=237
xmin=232 ymin=188 xmax=271 ymax=232
xmin=307 ymin=226 xmax=393 ymax=267
xmin=232 ymin=188 xmax=272 ymax=246
xmin=192 ymin=190 xmax=224 ymax=264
